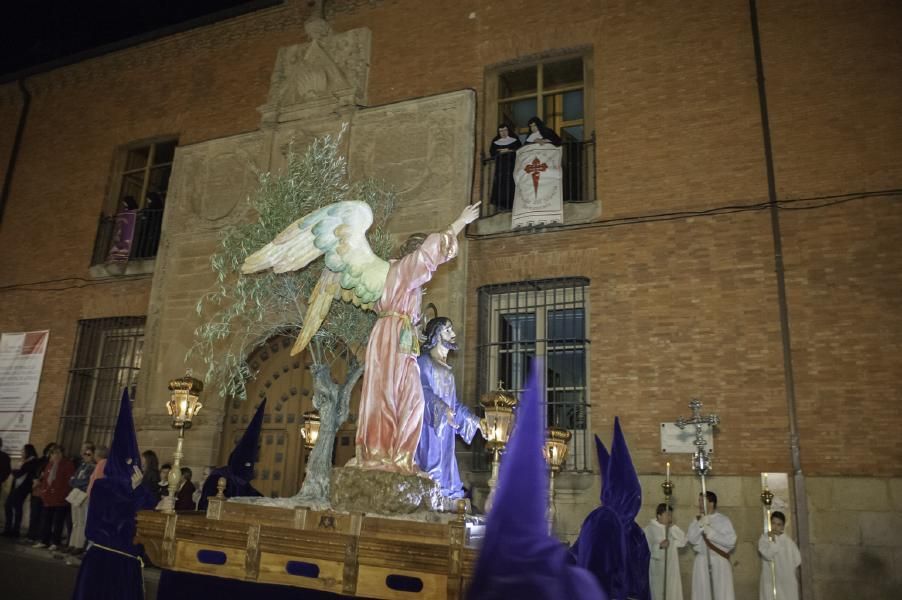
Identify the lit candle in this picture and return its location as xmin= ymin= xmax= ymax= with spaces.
xmin=666 ymin=461 xmax=671 ymax=481
xmin=761 ymin=472 xmax=768 ymax=490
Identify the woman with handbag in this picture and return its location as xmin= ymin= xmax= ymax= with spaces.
xmin=2 ymin=444 xmax=39 ymax=538
xmin=65 ymin=442 xmax=96 ymax=555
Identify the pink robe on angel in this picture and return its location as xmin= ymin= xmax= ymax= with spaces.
xmin=353 ymin=230 xmax=458 ymax=472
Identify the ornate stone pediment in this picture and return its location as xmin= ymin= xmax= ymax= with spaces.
xmin=259 ymin=28 xmax=371 ymax=125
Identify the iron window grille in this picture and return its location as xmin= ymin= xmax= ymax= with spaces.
xmin=473 ymin=277 xmax=591 ymax=472
xmin=58 ymin=317 xmax=145 ymax=454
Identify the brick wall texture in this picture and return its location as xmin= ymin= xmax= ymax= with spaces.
xmin=1 ymin=0 xmax=901 ymax=483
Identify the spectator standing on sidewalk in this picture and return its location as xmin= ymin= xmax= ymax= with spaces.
xmin=25 ymin=443 xmax=54 ymax=543
xmin=65 ymin=442 xmax=96 ymax=555
xmin=3 ymin=444 xmax=40 ymax=538
xmin=34 ymin=445 xmax=75 ymax=550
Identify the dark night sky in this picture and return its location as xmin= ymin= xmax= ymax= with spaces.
xmin=0 ymin=0 xmax=268 ymax=77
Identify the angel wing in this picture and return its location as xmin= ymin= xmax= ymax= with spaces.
xmin=241 ymin=201 xmax=390 ymax=355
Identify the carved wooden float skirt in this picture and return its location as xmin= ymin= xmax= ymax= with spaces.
xmin=135 ymin=498 xmax=480 ymax=599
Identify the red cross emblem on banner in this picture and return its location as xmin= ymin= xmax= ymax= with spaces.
xmin=524 ymin=157 xmax=548 ymax=194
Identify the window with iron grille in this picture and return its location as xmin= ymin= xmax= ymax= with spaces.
xmin=58 ymin=317 xmax=145 ymax=454
xmin=475 ymin=277 xmax=591 ymax=471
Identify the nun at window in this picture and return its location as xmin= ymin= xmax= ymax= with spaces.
xmin=489 ymin=123 xmax=522 ymax=212
xmin=524 ymin=116 xmax=562 ymax=146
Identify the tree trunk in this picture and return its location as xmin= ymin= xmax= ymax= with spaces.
xmin=292 ymin=360 xmax=364 ymax=505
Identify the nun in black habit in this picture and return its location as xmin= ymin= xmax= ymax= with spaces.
xmin=524 ymin=116 xmax=562 ymax=146
xmin=488 ymin=123 xmax=522 ymax=211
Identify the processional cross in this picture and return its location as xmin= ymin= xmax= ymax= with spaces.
xmin=675 ymin=399 xmax=721 ymax=600
xmin=524 ymin=157 xmax=548 ymax=195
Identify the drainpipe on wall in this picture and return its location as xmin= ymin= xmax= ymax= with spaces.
xmin=747 ymin=2 xmax=813 ymax=599
xmin=0 ymin=78 xmax=31 ymax=228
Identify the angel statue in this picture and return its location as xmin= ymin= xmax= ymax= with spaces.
xmin=242 ymin=200 xmax=481 ymax=474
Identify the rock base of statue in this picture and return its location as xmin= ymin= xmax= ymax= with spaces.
xmin=330 ymin=466 xmax=443 ymax=514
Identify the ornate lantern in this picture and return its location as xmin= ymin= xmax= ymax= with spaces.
xmin=301 ymin=410 xmax=321 ymax=450
xmin=543 ymin=425 xmax=572 ymax=534
xmin=166 ymin=374 xmax=204 ymax=428
xmin=480 ymin=382 xmax=518 ymax=451
xmin=480 ymin=382 xmax=518 ymax=511
xmin=162 ymin=372 xmax=204 ymax=513
xmin=543 ymin=426 xmax=572 ymax=473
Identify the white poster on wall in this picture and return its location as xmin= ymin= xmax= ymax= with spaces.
xmin=0 ymin=330 xmax=50 ymax=458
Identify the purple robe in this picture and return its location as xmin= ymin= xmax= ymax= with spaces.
xmin=414 ymin=354 xmax=480 ymax=498
xmin=106 ymin=209 xmax=137 ymax=263
xmin=468 ymin=362 xmax=607 ymax=600
xmin=571 ymin=422 xmax=651 ymax=600
xmin=72 ymin=388 xmax=157 ymax=600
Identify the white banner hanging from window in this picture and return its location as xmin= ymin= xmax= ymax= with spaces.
xmin=0 ymin=330 xmax=50 ymax=458
xmin=511 ymin=145 xmax=564 ymax=229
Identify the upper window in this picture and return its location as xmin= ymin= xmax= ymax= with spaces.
xmin=117 ymin=140 xmax=176 ymax=211
xmin=476 ymin=277 xmax=591 ymax=471
xmin=498 ymin=57 xmax=585 ymax=143
xmin=91 ymin=139 xmax=176 ymax=267
xmin=482 ymin=54 xmax=595 ymax=215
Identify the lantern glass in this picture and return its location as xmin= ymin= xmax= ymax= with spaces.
xmin=301 ymin=411 xmax=321 ymax=450
xmin=480 ymin=384 xmax=519 ymax=452
xmin=483 ymin=407 xmax=513 ymax=450
xmin=543 ymin=427 xmax=572 ymax=472
xmin=167 ymin=374 xmax=204 ymax=429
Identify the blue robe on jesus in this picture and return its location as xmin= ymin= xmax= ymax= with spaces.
xmin=414 ymin=354 xmax=480 ymax=498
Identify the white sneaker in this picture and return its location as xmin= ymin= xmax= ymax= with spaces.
xmin=47 ymin=544 xmax=58 ymax=551
xmin=32 ymin=542 xmax=47 ymax=549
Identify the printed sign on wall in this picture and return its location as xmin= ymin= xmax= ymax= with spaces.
xmin=0 ymin=330 xmax=50 ymax=458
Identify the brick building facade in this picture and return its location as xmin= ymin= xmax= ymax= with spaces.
xmin=1 ymin=1 xmax=900 ymax=598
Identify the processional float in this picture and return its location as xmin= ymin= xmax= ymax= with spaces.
xmin=135 ymin=200 xmax=527 ymax=599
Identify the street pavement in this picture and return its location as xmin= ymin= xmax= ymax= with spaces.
xmin=0 ymin=535 xmax=160 ymax=600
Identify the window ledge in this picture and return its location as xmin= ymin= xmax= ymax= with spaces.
xmin=89 ymin=257 xmax=156 ymax=279
xmin=469 ymin=201 xmax=601 ymax=237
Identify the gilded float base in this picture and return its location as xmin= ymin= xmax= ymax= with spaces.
xmin=136 ymin=479 xmax=480 ymax=599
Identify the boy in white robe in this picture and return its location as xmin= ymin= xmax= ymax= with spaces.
xmin=758 ymin=511 xmax=801 ymax=600
xmin=645 ymin=502 xmax=688 ymax=600
xmin=687 ymin=491 xmax=736 ymax=600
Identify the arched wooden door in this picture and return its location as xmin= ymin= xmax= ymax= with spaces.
xmin=218 ymin=335 xmax=360 ymax=498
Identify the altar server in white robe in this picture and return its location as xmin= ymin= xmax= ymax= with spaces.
xmin=687 ymin=491 xmax=736 ymax=600
xmin=757 ymin=511 xmax=801 ymax=600
xmin=645 ymin=502 xmax=688 ymax=600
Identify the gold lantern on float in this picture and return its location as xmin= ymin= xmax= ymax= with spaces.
xmin=480 ymin=382 xmax=518 ymax=511
xmin=166 ymin=374 xmax=204 ymax=428
xmin=163 ymin=372 xmax=204 ymax=513
xmin=301 ymin=410 xmax=321 ymax=450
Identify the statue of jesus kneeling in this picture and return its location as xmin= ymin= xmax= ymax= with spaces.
xmin=414 ymin=317 xmax=484 ymax=499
